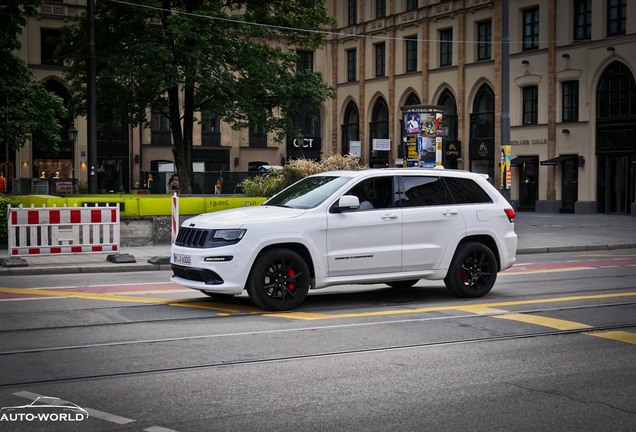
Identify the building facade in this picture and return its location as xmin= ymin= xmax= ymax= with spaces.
xmin=6 ymin=0 xmax=636 ymax=214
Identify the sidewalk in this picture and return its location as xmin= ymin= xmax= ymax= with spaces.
xmin=1 ymin=212 xmax=635 ymax=276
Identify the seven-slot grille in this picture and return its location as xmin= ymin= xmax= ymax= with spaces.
xmin=175 ymin=227 xmax=212 ymax=248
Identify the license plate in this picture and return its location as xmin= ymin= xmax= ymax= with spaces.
xmin=173 ymin=253 xmax=191 ymax=265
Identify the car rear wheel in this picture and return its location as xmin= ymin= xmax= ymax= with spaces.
xmin=246 ymin=249 xmax=311 ymax=311
xmin=444 ymin=242 xmax=497 ymax=298
xmin=385 ymin=279 xmax=419 ymax=289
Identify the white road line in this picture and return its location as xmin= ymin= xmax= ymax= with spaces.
xmin=145 ymin=427 xmax=179 ymax=432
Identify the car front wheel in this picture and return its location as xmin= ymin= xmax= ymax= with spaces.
xmin=444 ymin=242 xmax=497 ymax=298
xmin=246 ymin=249 xmax=311 ymax=311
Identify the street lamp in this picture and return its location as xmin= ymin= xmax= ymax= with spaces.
xmin=68 ymin=124 xmax=77 ymax=180
xmin=68 ymin=125 xmax=78 ymax=143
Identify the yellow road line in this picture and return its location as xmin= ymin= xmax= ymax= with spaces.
xmin=493 ymin=313 xmax=592 ymax=330
xmin=171 ymin=301 xmax=262 ymax=314
xmin=0 ymin=287 xmax=180 ymax=305
xmin=501 ymin=267 xmax=593 ymax=275
xmin=583 ymin=330 xmax=636 ymax=345
xmin=270 ymin=292 xmax=636 ymax=320
xmin=494 ymin=312 xmax=636 ymax=345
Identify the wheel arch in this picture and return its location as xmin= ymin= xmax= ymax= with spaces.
xmin=456 ymin=235 xmax=501 ymax=271
xmin=256 ymin=242 xmax=316 ymax=284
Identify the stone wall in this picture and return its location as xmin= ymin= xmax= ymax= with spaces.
xmin=120 ymin=215 xmax=193 ymax=246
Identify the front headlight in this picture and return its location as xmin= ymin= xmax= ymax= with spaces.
xmin=213 ymin=229 xmax=246 ymax=241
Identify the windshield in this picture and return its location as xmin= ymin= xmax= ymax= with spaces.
xmin=264 ymin=175 xmax=352 ymax=209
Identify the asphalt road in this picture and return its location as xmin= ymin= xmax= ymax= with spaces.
xmin=0 ymin=249 xmax=635 ymax=431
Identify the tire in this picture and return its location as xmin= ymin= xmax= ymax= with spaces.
xmin=444 ymin=242 xmax=497 ymax=298
xmin=246 ymin=249 xmax=311 ymax=311
xmin=386 ymin=279 xmax=419 ymax=289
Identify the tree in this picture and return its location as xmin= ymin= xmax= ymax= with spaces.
xmin=58 ymin=0 xmax=335 ymax=194
xmin=0 ymin=0 xmax=66 ymax=156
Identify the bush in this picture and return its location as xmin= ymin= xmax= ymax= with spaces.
xmin=239 ymin=154 xmax=367 ymax=197
xmin=0 ymin=195 xmax=21 ymax=249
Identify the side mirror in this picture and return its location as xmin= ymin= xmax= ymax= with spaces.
xmin=332 ymin=195 xmax=360 ymax=213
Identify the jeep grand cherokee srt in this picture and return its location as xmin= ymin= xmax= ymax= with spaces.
xmin=171 ymin=168 xmax=517 ymax=310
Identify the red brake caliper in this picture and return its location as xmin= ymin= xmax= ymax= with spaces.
xmin=287 ymin=269 xmax=296 ymax=292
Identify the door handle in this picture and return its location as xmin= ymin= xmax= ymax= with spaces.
xmin=381 ymin=214 xmax=399 ymax=219
xmin=443 ymin=210 xmax=459 ymax=216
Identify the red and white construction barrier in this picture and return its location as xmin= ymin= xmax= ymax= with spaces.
xmin=7 ymin=204 xmax=120 ymax=256
xmin=171 ymin=193 xmax=179 ymax=244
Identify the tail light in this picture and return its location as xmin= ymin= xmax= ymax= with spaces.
xmin=504 ymin=208 xmax=516 ymax=223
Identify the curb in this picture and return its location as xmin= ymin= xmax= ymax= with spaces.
xmin=516 ymin=243 xmax=636 ymax=255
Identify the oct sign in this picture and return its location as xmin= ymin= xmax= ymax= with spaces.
xmin=287 ymin=136 xmax=321 ymax=159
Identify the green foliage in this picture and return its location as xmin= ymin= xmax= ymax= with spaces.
xmin=0 ymin=195 xmax=21 ymax=249
xmin=0 ymin=0 xmax=66 ymax=153
xmin=239 ymin=154 xmax=367 ymax=197
xmin=57 ymin=0 xmax=336 ymax=193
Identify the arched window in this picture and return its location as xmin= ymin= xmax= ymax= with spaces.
xmin=405 ymin=93 xmax=420 ymax=106
xmin=341 ymin=102 xmax=359 ymax=156
xmin=370 ymin=98 xmax=389 ymax=167
xmin=438 ymin=90 xmax=457 ymax=141
xmin=471 ymin=85 xmax=494 ymax=139
xmin=597 ymin=61 xmax=636 ymax=119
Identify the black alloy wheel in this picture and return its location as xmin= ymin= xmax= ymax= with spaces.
xmin=246 ymin=248 xmax=311 ymax=311
xmin=444 ymin=242 xmax=497 ymax=298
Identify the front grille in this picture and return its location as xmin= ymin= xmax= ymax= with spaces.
xmin=176 ymin=227 xmax=212 ymax=248
xmin=172 ymin=264 xmax=224 ymax=285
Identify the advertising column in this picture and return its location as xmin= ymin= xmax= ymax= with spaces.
xmin=402 ymin=106 xmax=444 ymax=168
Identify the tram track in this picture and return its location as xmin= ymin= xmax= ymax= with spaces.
xmin=1 ymin=319 xmax=635 ymax=389
xmin=1 ymin=300 xmax=635 ymax=357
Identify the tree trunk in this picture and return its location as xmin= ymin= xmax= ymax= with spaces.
xmin=168 ymin=85 xmax=193 ymax=194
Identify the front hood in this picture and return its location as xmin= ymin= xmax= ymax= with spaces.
xmin=183 ymin=205 xmax=306 ymax=228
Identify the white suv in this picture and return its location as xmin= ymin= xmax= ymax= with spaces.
xmin=171 ymin=168 xmax=517 ymax=310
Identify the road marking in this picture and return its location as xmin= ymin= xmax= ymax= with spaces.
xmin=583 ymin=330 xmax=636 ymax=345
xmin=492 ymin=313 xmax=592 ymax=330
xmin=493 ymin=313 xmax=636 ymax=345
xmin=270 ymin=292 xmax=636 ymax=320
xmin=0 ymin=287 xmax=179 ymax=304
xmin=13 ymin=391 xmax=135 ymax=424
xmin=172 ymin=301 xmax=262 ymax=314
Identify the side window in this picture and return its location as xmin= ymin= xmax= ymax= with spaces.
xmin=400 ymin=176 xmax=449 ymax=207
xmin=443 ymin=177 xmax=493 ymax=204
xmin=345 ymin=176 xmax=395 ymax=210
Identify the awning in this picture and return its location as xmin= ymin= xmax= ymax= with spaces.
xmin=540 ymin=154 xmax=578 ymax=166
xmin=510 ymin=155 xmax=538 ymax=166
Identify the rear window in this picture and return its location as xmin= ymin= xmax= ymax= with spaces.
xmin=443 ymin=177 xmax=493 ymax=204
xmin=400 ymin=176 xmax=450 ymax=207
